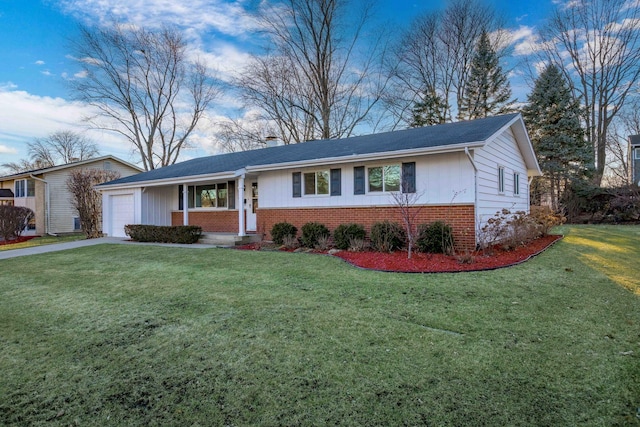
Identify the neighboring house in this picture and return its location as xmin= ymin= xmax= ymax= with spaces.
xmin=629 ymin=135 xmax=640 ymax=186
xmin=98 ymin=113 xmax=541 ymax=248
xmin=0 ymin=156 xmax=142 ymax=235
xmin=0 ymin=188 xmax=14 ymax=206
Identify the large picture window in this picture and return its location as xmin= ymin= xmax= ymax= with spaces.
xmin=304 ymin=170 xmax=330 ymax=195
xmin=14 ymin=179 xmax=35 ymax=198
xmin=179 ymin=183 xmax=229 ymax=209
xmin=368 ymin=165 xmax=400 ymax=192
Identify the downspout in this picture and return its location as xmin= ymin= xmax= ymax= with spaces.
xmin=464 ymin=147 xmax=478 ymax=245
xmin=528 ymin=176 xmax=534 ymax=213
xmin=29 ymin=174 xmax=54 ymax=236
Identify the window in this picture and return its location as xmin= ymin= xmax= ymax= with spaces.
xmin=635 ymin=147 xmax=640 ymax=160
xmin=179 ymin=183 xmax=229 ymax=209
xmin=368 ymin=165 xmax=400 ymax=192
xmin=513 ymin=172 xmax=520 ymax=196
xmin=498 ymin=167 xmax=505 ymax=193
xmin=304 ymin=170 xmax=330 ymax=195
xmin=293 ymin=169 xmax=341 ymax=197
xmin=14 ymin=179 xmax=35 ymax=198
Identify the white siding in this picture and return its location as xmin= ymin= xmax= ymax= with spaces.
xmin=259 ymin=152 xmax=475 ymax=209
xmin=46 ymin=159 xmax=141 ymax=234
xmin=474 ymin=127 xmax=530 ymax=227
xmin=141 ymin=186 xmax=174 ymax=225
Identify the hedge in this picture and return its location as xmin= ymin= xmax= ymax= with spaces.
xmin=124 ymin=225 xmax=203 ymax=244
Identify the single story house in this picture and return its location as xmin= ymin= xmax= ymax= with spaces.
xmin=98 ymin=113 xmax=541 ymax=248
xmin=0 ymin=156 xmax=142 ymax=235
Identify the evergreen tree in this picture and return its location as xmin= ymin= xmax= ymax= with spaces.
xmin=458 ymin=31 xmax=514 ymax=120
xmin=522 ymin=64 xmax=593 ymax=211
xmin=409 ymin=91 xmax=447 ymax=127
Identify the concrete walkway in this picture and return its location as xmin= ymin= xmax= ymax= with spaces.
xmin=0 ymin=237 xmax=221 ymax=260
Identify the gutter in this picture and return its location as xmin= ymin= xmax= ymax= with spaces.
xmin=29 ymin=174 xmax=54 ymax=236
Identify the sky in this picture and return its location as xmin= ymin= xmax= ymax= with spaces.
xmin=0 ymin=0 xmax=555 ymax=171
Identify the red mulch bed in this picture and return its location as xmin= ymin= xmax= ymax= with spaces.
xmin=236 ymin=234 xmax=563 ymax=273
xmin=0 ymin=236 xmax=38 ymax=246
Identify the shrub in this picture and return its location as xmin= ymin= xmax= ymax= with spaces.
xmin=124 ymin=225 xmax=202 ymax=244
xmin=333 ymin=223 xmax=366 ymax=250
xmin=478 ymin=209 xmax=543 ymax=252
xmin=271 ymin=222 xmax=297 ymax=245
xmin=67 ymin=169 xmax=121 ymax=238
xmin=300 ymin=222 xmax=330 ymax=248
xmin=0 ymin=206 xmax=34 ymax=241
xmin=529 ymin=206 xmax=565 ymax=235
xmin=416 ymin=221 xmax=455 ymax=254
xmin=370 ymin=221 xmax=405 ymax=252
xmin=282 ymin=235 xmax=299 ymax=249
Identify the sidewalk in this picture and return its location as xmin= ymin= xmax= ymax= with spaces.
xmin=0 ymin=237 xmax=220 ymax=260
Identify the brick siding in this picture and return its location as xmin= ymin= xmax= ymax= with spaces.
xmin=258 ymin=205 xmax=476 ymax=250
xmin=171 ymin=205 xmax=477 ymax=249
xmin=171 ymin=210 xmax=238 ymax=232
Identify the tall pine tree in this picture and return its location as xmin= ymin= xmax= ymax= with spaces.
xmin=522 ymin=64 xmax=592 ymax=211
xmin=458 ymin=31 xmax=514 ymax=120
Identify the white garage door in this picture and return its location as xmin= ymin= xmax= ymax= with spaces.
xmin=110 ymin=194 xmax=134 ymax=237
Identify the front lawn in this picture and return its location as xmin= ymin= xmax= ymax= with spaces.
xmin=0 ymin=225 xmax=638 ymax=425
xmin=0 ymin=233 xmax=85 ymax=251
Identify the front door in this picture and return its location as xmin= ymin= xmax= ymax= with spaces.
xmin=246 ymin=181 xmax=258 ymax=232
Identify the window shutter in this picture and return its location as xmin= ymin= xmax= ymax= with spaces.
xmin=228 ymin=180 xmax=236 ymax=209
xmin=354 ymin=166 xmax=365 ymax=195
xmin=402 ymin=162 xmax=416 ymax=193
xmin=292 ymin=172 xmax=302 ymax=198
xmin=330 ymin=168 xmax=341 ymax=196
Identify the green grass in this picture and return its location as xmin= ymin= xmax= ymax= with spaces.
xmin=0 ymin=225 xmax=638 ymax=426
xmin=0 ymin=233 xmax=85 ymax=251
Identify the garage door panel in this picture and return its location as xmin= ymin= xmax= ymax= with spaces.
xmin=111 ymin=194 xmax=134 ymax=237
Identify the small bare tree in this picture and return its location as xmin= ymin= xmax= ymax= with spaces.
xmin=70 ymin=23 xmax=220 ymax=170
xmin=66 ymin=169 xmax=120 ymax=238
xmin=390 ymin=189 xmax=424 ymax=259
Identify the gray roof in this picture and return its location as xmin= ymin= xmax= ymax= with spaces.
xmin=0 ymin=189 xmax=13 ymax=198
xmin=104 ymin=113 xmax=521 ymax=186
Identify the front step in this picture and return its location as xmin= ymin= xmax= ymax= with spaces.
xmin=198 ymin=232 xmax=261 ymax=246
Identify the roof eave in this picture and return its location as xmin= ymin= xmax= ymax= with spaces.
xmin=97 ymin=171 xmax=237 ymax=191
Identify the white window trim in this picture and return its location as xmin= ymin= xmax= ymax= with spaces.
xmin=303 ymin=170 xmax=330 ymax=197
xmin=182 ymin=183 xmax=229 ymax=210
xmin=367 ymin=164 xmax=401 ymax=193
xmin=498 ymin=166 xmax=505 ymax=194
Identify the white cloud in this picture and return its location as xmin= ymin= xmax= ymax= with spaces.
xmin=0 ymin=144 xmax=18 ymax=154
xmin=58 ymin=0 xmax=260 ymax=38
xmin=35 ymin=60 xmax=45 ymax=65
xmin=0 ymin=88 xmax=135 ymax=164
xmin=40 ymin=70 xmax=53 ymax=76
xmin=74 ymin=70 xmax=88 ymax=78
xmin=505 ymin=25 xmax=545 ymax=56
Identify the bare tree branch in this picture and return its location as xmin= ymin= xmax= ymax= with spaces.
xmin=69 ymin=23 xmax=220 ymax=170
